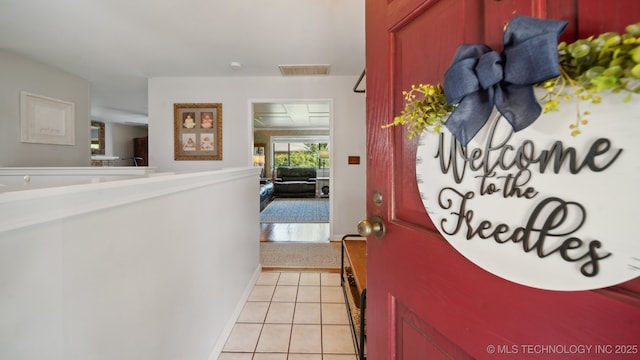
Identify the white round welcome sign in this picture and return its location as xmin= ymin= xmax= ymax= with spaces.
xmin=416 ymin=92 xmax=640 ymax=291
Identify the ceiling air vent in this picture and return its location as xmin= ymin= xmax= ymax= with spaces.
xmin=278 ymin=64 xmax=330 ymax=76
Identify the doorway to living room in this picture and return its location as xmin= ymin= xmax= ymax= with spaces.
xmin=252 ymin=101 xmax=331 ymax=243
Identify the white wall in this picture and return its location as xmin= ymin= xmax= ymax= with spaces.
xmin=148 ymin=76 xmax=367 ymax=238
xmin=0 ymin=168 xmax=260 ymax=360
xmin=0 ymin=50 xmax=90 ymax=167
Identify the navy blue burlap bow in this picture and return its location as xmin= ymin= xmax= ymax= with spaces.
xmin=443 ymin=16 xmax=568 ymax=146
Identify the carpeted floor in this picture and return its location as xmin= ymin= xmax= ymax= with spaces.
xmin=260 ymin=242 xmax=341 ymax=270
xmin=260 ymin=198 xmax=329 ymax=223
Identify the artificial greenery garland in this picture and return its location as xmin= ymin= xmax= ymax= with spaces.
xmin=385 ymin=22 xmax=640 ymax=139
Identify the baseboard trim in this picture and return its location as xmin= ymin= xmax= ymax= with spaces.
xmin=207 ymin=264 xmax=262 ymax=360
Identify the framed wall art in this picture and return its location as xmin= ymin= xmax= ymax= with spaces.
xmin=174 ymin=103 xmax=222 ymax=160
xmin=20 ymin=91 xmax=76 ymax=145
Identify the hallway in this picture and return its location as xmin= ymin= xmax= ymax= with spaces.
xmin=218 ymin=271 xmax=357 ymax=360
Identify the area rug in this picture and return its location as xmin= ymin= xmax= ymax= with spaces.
xmin=260 ymin=242 xmax=341 ymax=270
xmin=260 ymin=198 xmax=329 ymax=223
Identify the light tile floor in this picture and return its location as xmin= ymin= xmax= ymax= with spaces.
xmin=219 ymin=271 xmax=357 ymax=360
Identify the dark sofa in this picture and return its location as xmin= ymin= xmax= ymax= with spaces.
xmin=260 ymin=179 xmax=274 ymax=210
xmin=274 ymin=166 xmax=317 ymax=197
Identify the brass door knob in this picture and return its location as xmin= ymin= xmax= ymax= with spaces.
xmin=358 ymin=216 xmax=386 ymax=238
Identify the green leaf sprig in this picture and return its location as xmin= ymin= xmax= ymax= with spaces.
xmin=382 ymin=83 xmax=455 ymax=139
xmin=539 ymin=22 xmax=640 ymax=136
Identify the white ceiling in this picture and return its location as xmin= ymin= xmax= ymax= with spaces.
xmin=253 ymin=102 xmax=331 ymax=129
xmin=0 ymin=0 xmax=365 ymax=126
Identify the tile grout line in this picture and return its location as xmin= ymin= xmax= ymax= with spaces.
xmin=253 ymin=272 xmax=279 ymax=354
xmin=320 ymin=274 xmax=325 ymax=358
xmin=320 ymin=281 xmax=325 ymax=358
xmin=286 ymin=276 xmax=299 ymax=355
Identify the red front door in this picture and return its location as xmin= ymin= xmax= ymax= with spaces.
xmin=365 ymin=1 xmax=640 ymax=359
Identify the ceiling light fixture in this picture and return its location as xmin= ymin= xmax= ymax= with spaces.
xmin=230 ymin=61 xmax=242 ymax=70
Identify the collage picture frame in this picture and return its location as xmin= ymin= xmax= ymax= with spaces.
xmin=174 ymin=103 xmax=222 ymax=160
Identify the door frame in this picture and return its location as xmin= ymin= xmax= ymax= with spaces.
xmin=249 ymin=98 xmax=335 ymax=232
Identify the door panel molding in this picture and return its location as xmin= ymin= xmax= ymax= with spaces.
xmin=388 ymin=0 xmax=482 ymax=231
xmin=395 ymin=299 xmax=474 ymax=359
